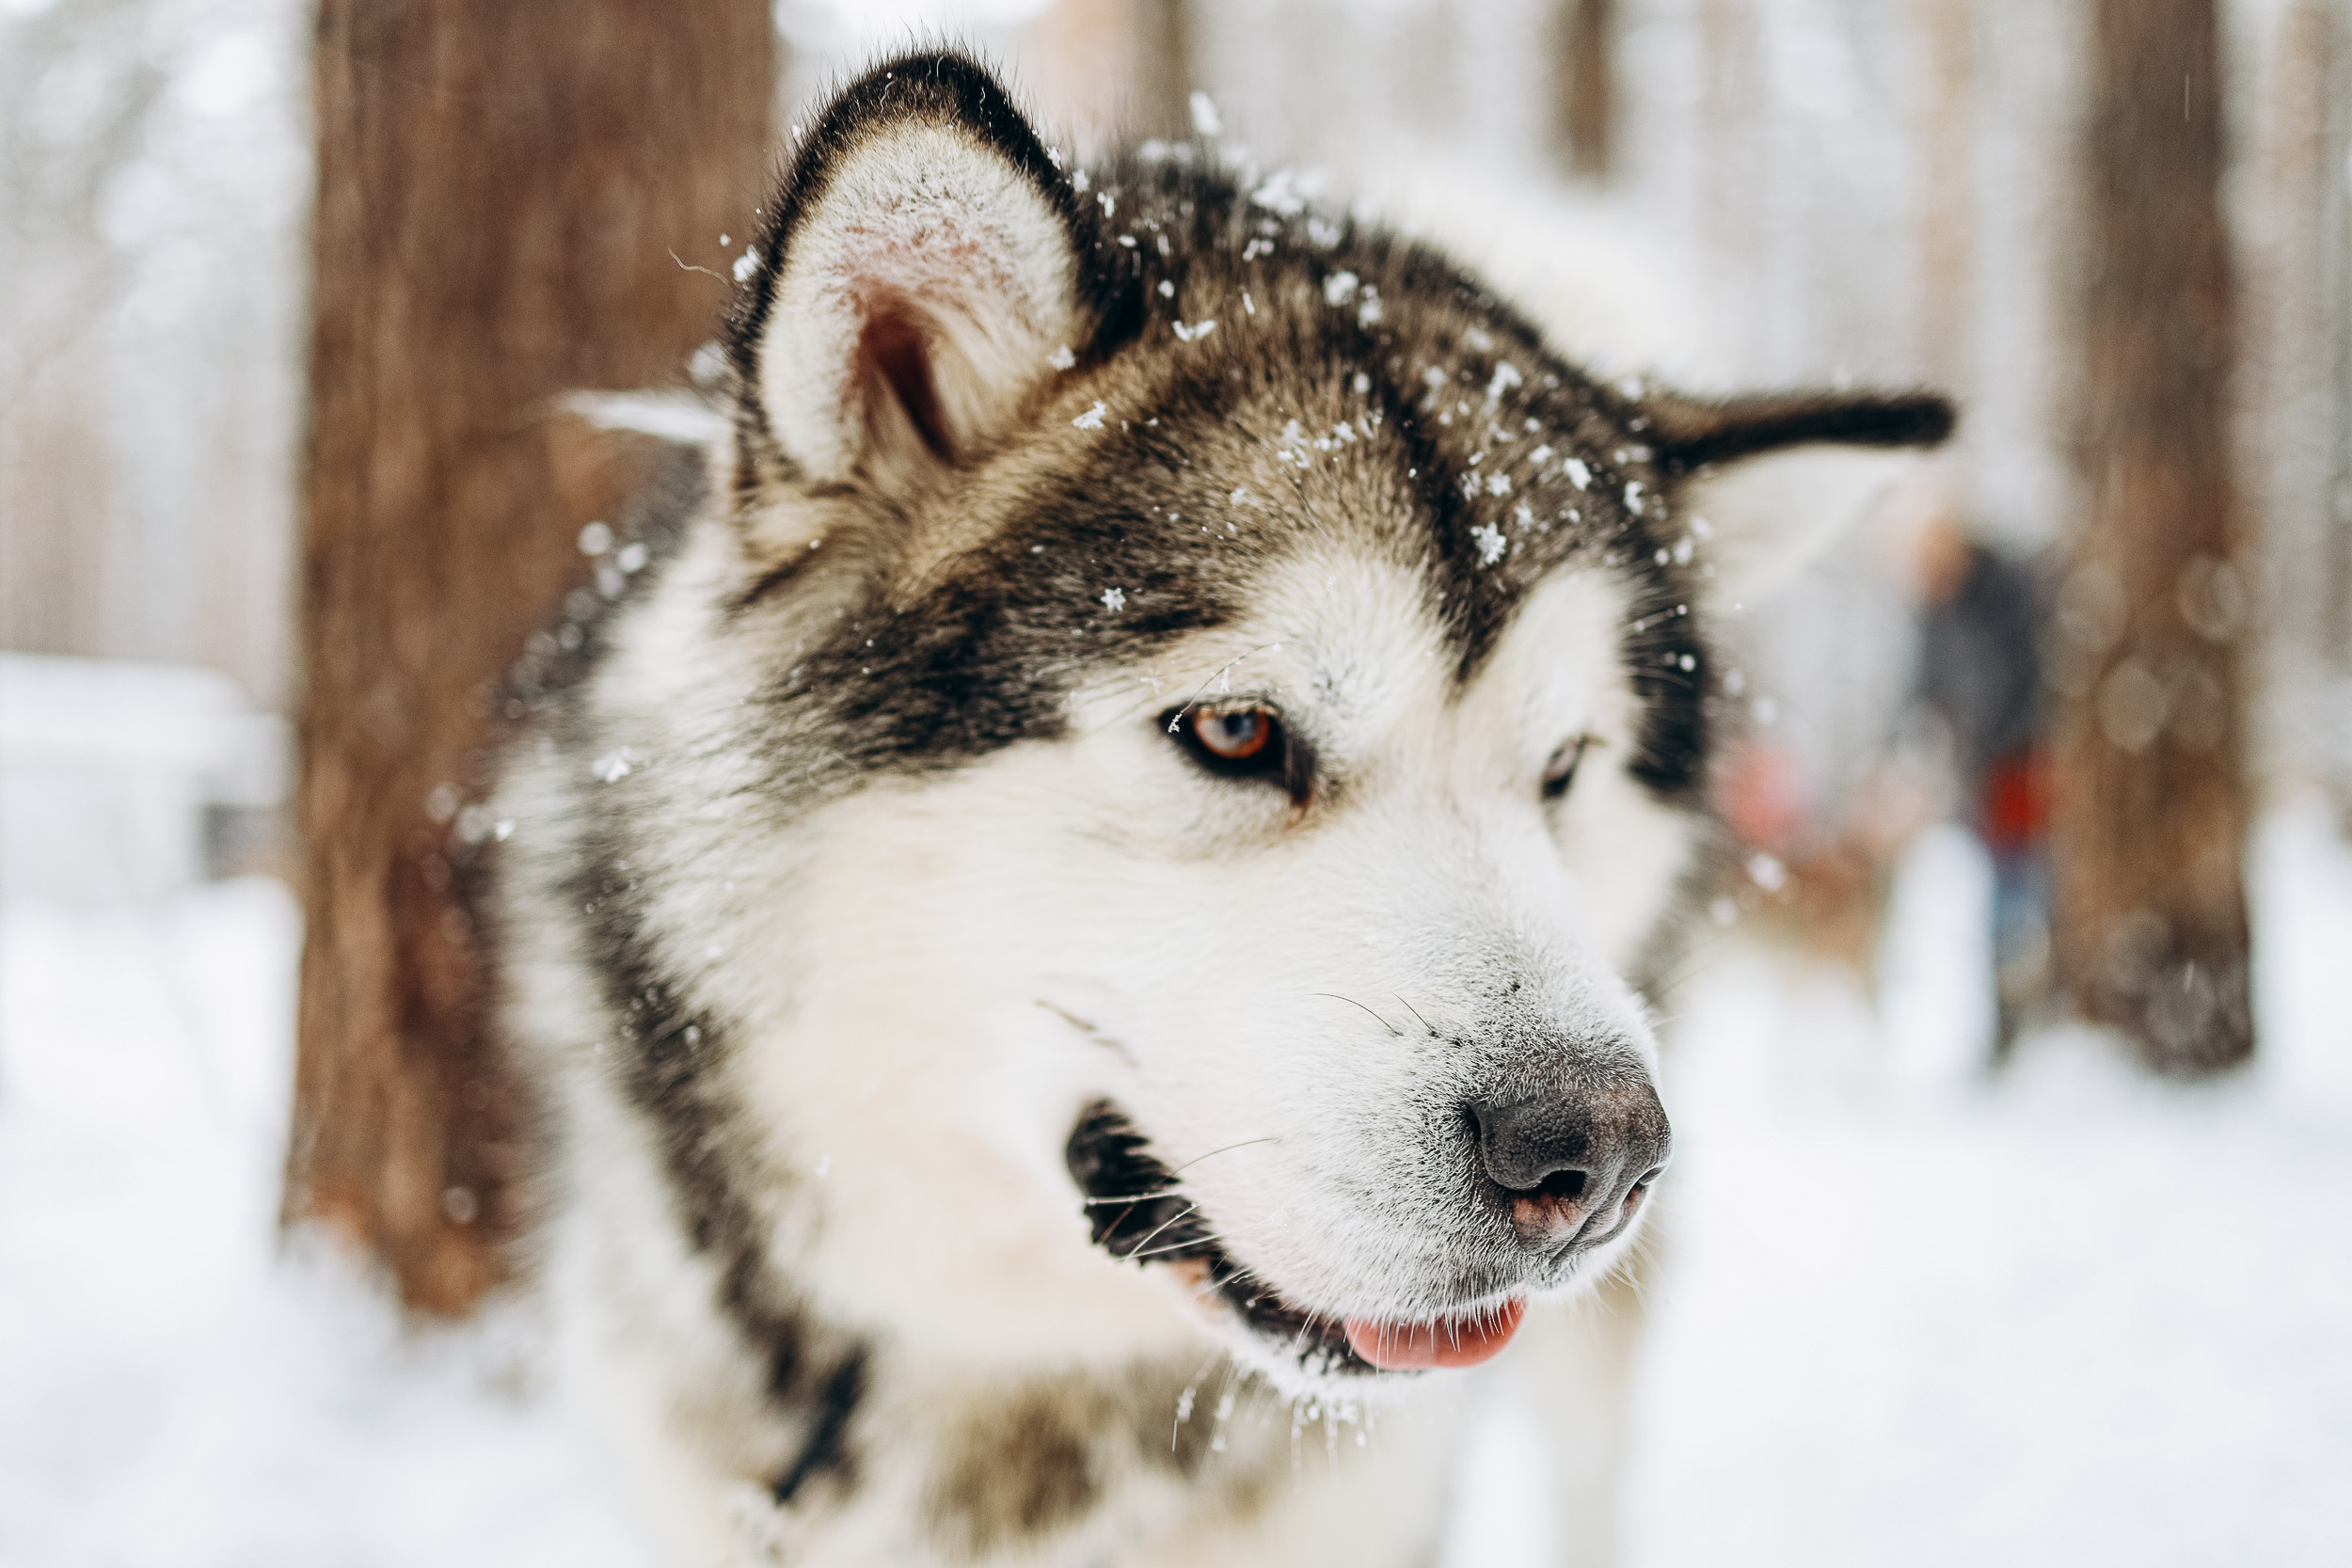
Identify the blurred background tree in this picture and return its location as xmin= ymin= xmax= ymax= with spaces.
xmin=2051 ymin=0 xmax=2253 ymax=1071
xmin=288 ymin=0 xmax=775 ymax=1312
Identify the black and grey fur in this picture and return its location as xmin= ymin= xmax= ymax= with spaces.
xmin=490 ymin=52 xmax=1949 ymax=1567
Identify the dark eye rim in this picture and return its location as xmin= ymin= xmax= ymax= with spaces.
xmin=1160 ymin=701 xmax=1314 ymax=803
xmin=1543 ymin=733 xmax=1599 ymax=801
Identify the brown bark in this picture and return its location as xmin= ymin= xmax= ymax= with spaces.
xmin=2052 ymin=0 xmax=2252 ymax=1071
xmin=1915 ymin=0 xmax=1972 ymax=388
xmin=1551 ymin=0 xmax=1616 ymax=182
xmin=1031 ymin=0 xmax=1194 ymax=145
xmin=290 ymin=0 xmax=775 ymax=1312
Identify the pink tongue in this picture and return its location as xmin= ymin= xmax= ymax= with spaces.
xmin=1344 ymin=1298 xmax=1527 ymax=1370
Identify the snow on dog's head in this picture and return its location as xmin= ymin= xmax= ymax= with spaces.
xmin=602 ymin=52 xmax=1950 ymax=1395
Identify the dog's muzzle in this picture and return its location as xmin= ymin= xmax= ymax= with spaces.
xmin=1066 ymin=1066 xmax=1670 ymax=1381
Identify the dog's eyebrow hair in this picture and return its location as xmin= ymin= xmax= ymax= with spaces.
xmin=1164 ymin=641 xmax=1288 ymax=732
xmin=1309 ymin=992 xmax=1403 ymax=1036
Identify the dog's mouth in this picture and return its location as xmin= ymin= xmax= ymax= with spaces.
xmin=1064 ymin=1101 xmax=1527 ymax=1377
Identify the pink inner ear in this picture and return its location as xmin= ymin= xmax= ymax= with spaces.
xmin=859 ymin=294 xmax=951 ymax=461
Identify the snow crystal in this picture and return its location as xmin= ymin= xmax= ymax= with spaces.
xmin=1157 ymin=278 xmax=1175 ymax=297
xmin=1530 ymin=444 xmax=1552 ymax=465
xmin=1324 ymin=271 xmax=1359 ymax=307
xmin=1101 ymin=588 xmax=1126 ymax=612
xmin=1564 ymin=457 xmax=1591 ymax=489
xmin=1485 ymin=361 xmax=1522 ymax=403
xmin=1358 ymin=288 xmax=1382 ymax=325
xmin=1171 ymin=320 xmax=1216 ymax=342
xmin=1486 ymin=474 xmax=1512 ymax=498
xmin=591 ymin=750 xmax=632 ymax=784
xmin=615 ymin=542 xmax=648 ymax=574
xmin=1097 ymin=190 xmax=1116 ymax=217
xmin=1251 ymin=169 xmax=1307 ymax=216
xmin=731 ymin=246 xmax=759 ymax=283
xmin=1072 ymin=402 xmax=1106 ymax=431
xmin=1047 ymin=344 xmax=1075 ymax=371
xmin=1746 ymin=850 xmax=1788 ymax=892
xmin=1471 ymin=523 xmax=1507 ymax=566
xmin=1352 ymin=372 xmax=1371 ymax=393
xmin=1073 ymin=168 xmax=1089 ymax=193
xmin=1189 ymin=90 xmax=1222 ymax=137
xmin=1625 ymin=480 xmax=1645 ymax=515
xmin=577 ymin=520 xmax=612 ymax=556
xmin=1464 ymin=326 xmax=1494 ymax=352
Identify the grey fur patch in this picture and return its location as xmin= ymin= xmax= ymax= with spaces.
xmin=924 ymin=1363 xmax=1249 ymax=1560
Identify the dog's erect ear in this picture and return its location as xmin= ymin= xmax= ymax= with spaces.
xmin=1647 ymin=390 xmax=1956 ymax=602
xmin=730 ymin=53 xmax=1108 ymax=502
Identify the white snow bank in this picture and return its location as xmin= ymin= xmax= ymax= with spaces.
xmin=0 ymin=654 xmax=288 ymax=905
xmin=0 ymin=880 xmax=648 ymax=1568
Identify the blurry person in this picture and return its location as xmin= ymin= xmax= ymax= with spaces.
xmin=1903 ymin=506 xmax=2052 ymax=1057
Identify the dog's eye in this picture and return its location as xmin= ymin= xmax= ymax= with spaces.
xmin=1543 ymin=734 xmax=1597 ymax=801
xmin=1164 ymin=702 xmax=1308 ymax=799
xmin=1194 ymin=705 xmax=1273 ymax=762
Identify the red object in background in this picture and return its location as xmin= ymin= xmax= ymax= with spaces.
xmin=1720 ymin=738 xmax=1811 ymax=855
xmin=1980 ymin=747 xmax=2050 ymax=852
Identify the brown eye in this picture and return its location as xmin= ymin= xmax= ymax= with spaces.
xmin=1543 ymin=734 xmax=1597 ymax=801
xmin=1162 ymin=702 xmax=1311 ymax=800
xmin=1195 ymin=705 xmax=1271 ymax=761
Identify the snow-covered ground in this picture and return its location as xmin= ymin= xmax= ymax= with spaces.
xmin=4 ymin=812 xmax=2349 ymax=1565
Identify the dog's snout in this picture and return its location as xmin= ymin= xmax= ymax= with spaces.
xmin=1470 ymin=1078 xmax=1671 ymax=1250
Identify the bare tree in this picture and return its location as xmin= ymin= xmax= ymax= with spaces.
xmin=289 ymin=0 xmax=776 ymax=1312
xmin=1914 ymin=0 xmax=1973 ymax=389
xmin=2051 ymin=0 xmax=2251 ymax=1071
xmin=1550 ymin=0 xmax=1616 ymax=181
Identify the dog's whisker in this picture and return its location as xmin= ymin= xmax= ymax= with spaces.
xmin=1309 ymin=992 xmax=1402 ymax=1037
xmin=1392 ymin=994 xmax=1438 ymax=1036
xmin=1170 ymin=1136 xmax=1279 ymax=1174
xmin=1118 ymin=1202 xmax=1201 ymax=1259
xmin=1082 ymin=1190 xmax=1186 ymax=1206
xmin=1128 ymin=1231 xmax=1225 ymax=1262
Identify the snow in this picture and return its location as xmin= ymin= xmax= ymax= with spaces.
xmin=4 ymin=812 xmax=2348 ymax=1563
xmin=0 ymin=880 xmax=646 ymax=1568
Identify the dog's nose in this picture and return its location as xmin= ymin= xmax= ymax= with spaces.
xmin=1470 ymin=1079 xmax=1671 ymax=1250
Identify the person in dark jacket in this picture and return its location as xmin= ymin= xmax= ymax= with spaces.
xmin=1909 ymin=511 xmax=2051 ymax=1057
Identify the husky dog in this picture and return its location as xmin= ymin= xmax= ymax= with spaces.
xmin=491 ymin=51 xmax=1949 ymax=1568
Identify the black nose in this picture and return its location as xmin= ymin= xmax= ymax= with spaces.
xmin=1470 ymin=1078 xmax=1671 ymax=1250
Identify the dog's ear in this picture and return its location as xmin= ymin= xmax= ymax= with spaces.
xmin=729 ymin=53 xmax=1110 ymax=515
xmin=1647 ymin=390 xmax=1956 ymax=601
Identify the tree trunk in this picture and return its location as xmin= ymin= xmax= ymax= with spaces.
xmin=290 ymin=0 xmax=775 ymax=1313
xmin=1550 ymin=0 xmax=1616 ymax=182
xmin=1914 ymin=0 xmax=1973 ymax=389
xmin=2052 ymin=0 xmax=2252 ymax=1072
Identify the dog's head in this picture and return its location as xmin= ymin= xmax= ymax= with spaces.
xmin=649 ymin=53 xmax=1948 ymax=1394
